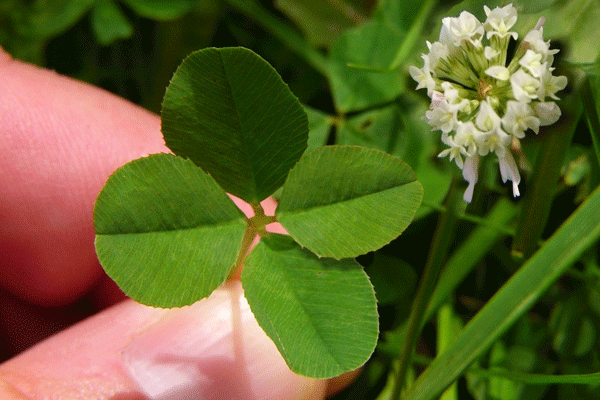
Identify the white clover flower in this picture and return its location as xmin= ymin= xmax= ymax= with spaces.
xmin=535 ymin=101 xmax=561 ymax=125
xmin=510 ymin=69 xmax=541 ymax=102
xmin=485 ymin=65 xmax=510 ymax=81
xmin=426 ymin=40 xmax=449 ymax=69
xmin=498 ymin=152 xmax=521 ymax=197
xmin=484 ymin=46 xmax=500 ymax=60
xmin=441 ymin=11 xmax=485 ymax=47
xmin=438 ymin=137 xmax=466 ymax=169
xmin=523 ymin=27 xmax=559 ymax=63
xmin=409 ymin=54 xmax=436 ymax=95
xmin=502 ymin=100 xmax=540 ymax=138
xmin=519 ymin=49 xmax=546 ymax=78
xmin=425 ymin=95 xmax=463 ymax=134
xmin=462 ymin=155 xmax=480 ymax=202
xmin=477 ymin=129 xmax=511 ymax=158
xmin=475 ymin=100 xmax=503 ymax=133
xmin=454 ymin=121 xmax=479 ymax=156
xmin=410 ymin=3 xmax=567 ymax=201
xmin=537 ymin=69 xmax=568 ymax=101
xmin=484 ymin=4 xmax=518 ymax=40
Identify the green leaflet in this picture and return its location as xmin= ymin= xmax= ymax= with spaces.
xmin=242 ymin=234 xmax=378 ymax=378
xmin=161 ymin=47 xmax=308 ymax=203
xmin=94 ymin=154 xmax=246 ymax=307
xmin=277 ymin=145 xmax=423 ymax=259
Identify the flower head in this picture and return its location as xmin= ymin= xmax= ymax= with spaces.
xmin=410 ymin=3 xmax=566 ymax=202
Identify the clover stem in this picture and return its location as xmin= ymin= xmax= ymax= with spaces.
xmin=391 ymin=177 xmax=464 ymax=400
xmin=228 ymin=202 xmax=278 ymax=279
xmin=249 ymin=202 xmax=278 ymax=232
xmin=228 ymin=225 xmax=258 ymax=280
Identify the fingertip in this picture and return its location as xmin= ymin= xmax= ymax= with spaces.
xmin=0 ymin=378 xmax=29 ymax=400
xmin=0 ymin=282 xmax=328 ymax=400
xmin=0 ymin=55 xmax=167 ymax=305
xmin=0 ymin=46 xmax=13 ymax=66
xmin=122 ymin=282 xmax=326 ymax=399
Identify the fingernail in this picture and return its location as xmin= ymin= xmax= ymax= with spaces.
xmin=122 ymin=281 xmax=325 ymax=400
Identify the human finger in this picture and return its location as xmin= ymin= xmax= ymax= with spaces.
xmin=0 ymin=47 xmax=166 ymax=305
xmin=0 ymin=281 xmax=327 ymax=400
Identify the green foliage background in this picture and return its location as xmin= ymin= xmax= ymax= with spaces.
xmin=3 ymin=0 xmax=600 ymax=399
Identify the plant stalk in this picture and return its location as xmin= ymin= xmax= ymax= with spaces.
xmin=581 ymin=75 xmax=600 ymax=168
xmin=228 ymin=202 xmax=278 ymax=279
xmin=511 ymin=87 xmax=583 ymax=259
xmin=391 ymin=177 xmax=464 ymax=399
xmin=228 ymin=224 xmax=258 ymax=280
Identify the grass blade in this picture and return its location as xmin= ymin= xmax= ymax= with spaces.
xmin=404 ymin=184 xmax=600 ymax=400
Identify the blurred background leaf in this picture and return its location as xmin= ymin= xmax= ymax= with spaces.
xmin=274 ymin=0 xmax=370 ymax=48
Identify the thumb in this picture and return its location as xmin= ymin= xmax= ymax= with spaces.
xmin=0 ymin=281 xmax=327 ymax=400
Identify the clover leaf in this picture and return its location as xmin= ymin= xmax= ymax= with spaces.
xmin=94 ymin=47 xmax=423 ymax=378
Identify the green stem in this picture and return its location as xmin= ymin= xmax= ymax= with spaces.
xmin=391 ymin=177 xmax=465 ymax=400
xmin=228 ymin=224 xmax=258 ymax=280
xmin=223 ymin=0 xmax=329 ymax=77
xmin=425 ymin=198 xmax=518 ymax=323
xmin=581 ymin=75 xmax=600 ymax=168
xmin=228 ymin=202 xmax=278 ymax=279
xmin=422 ymin=200 xmax=515 ymax=236
xmin=249 ymin=202 xmax=277 ymax=234
xmin=511 ymin=89 xmax=583 ymax=259
xmin=458 ymin=211 xmax=515 ymax=237
xmin=389 ymin=0 xmax=437 ymax=70
xmin=468 ymin=368 xmax=600 ymax=385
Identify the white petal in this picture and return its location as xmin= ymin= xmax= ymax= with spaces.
xmin=462 ymin=155 xmax=480 ymax=203
xmin=485 ymin=66 xmax=510 ymax=81
xmin=484 ymin=46 xmax=500 ymax=60
xmin=534 ymin=101 xmax=561 ymax=125
xmin=512 ymin=181 xmax=520 ymax=197
xmin=475 ymin=100 xmax=501 ymax=132
xmin=498 ymin=152 xmax=521 ymax=197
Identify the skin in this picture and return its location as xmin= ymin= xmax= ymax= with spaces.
xmin=0 ymin=48 xmax=357 ymax=399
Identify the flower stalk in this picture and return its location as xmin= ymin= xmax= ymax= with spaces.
xmin=511 ymin=88 xmax=583 ymax=259
xmin=391 ymin=177 xmax=465 ymax=399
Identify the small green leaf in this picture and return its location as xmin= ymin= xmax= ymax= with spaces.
xmin=277 ymin=145 xmax=423 ymax=259
xmin=337 ymin=106 xmax=398 ymax=152
xmin=91 ymin=0 xmax=133 ymax=46
xmin=274 ymin=0 xmax=359 ymax=48
xmin=366 ymin=253 xmax=416 ymax=306
xmin=121 ymin=0 xmax=197 ymax=20
xmin=14 ymin=0 xmax=95 ymax=38
xmin=94 ymin=154 xmax=247 ymax=307
xmin=328 ymin=21 xmax=404 ymax=113
xmin=242 ymin=234 xmax=378 ymax=378
xmin=550 ymin=295 xmax=596 ymax=358
xmin=162 ymin=47 xmax=308 ymax=203
xmin=305 ymin=105 xmax=332 ymax=149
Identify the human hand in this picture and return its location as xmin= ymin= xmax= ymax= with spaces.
xmin=0 ymin=48 xmax=353 ymax=399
